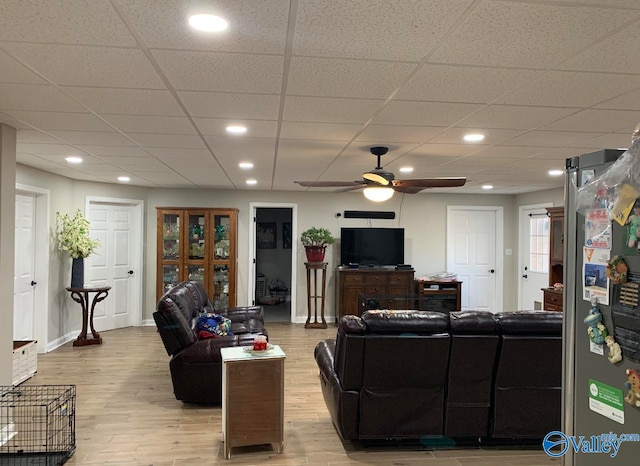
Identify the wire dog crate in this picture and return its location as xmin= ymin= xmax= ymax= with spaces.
xmin=0 ymin=385 xmax=76 ymax=465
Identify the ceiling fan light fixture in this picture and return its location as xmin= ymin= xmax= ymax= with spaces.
xmin=362 ymin=172 xmax=390 ymax=185
xmin=363 ymin=186 xmax=394 ymax=202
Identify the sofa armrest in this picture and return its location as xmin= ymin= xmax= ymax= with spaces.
xmin=314 ymin=338 xmax=359 ymax=441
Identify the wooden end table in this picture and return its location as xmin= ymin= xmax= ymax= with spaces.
xmin=66 ymin=286 xmax=110 ymax=346
xmin=220 ymin=345 xmax=286 ymax=459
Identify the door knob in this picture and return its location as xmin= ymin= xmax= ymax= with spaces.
xmin=489 ymin=269 xmax=495 ymax=274
xmin=30 ymin=280 xmax=37 ymax=286
xmin=522 ymin=274 xmax=528 ymax=279
xmin=128 ymin=270 xmax=134 ymax=275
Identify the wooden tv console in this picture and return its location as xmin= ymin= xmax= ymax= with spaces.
xmin=335 ymin=267 xmax=415 ymax=320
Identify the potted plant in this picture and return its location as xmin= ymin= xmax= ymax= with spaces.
xmin=300 ymin=227 xmax=335 ymax=262
xmin=56 ymin=209 xmax=100 ymax=288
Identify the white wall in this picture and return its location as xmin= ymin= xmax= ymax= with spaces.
xmin=0 ymin=124 xmax=16 ymax=384
xmin=10 ymin=162 xmax=567 ymax=349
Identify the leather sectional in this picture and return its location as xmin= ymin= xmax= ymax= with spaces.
xmin=314 ymin=309 xmax=562 ymax=443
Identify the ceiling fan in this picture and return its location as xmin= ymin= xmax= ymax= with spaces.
xmin=294 ymin=146 xmax=466 ymax=201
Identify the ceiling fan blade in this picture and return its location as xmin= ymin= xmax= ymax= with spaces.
xmin=295 ymin=180 xmax=365 ymax=188
xmin=392 ymin=177 xmax=467 ymax=188
xmin=393 ymin=186 xmax=425 ymax=194
xmin=334 ymin=185 xmax=365 ymax=193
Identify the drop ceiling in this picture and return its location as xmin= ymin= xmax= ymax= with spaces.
xmin=1 ymin=0 xmax=640 ymax=194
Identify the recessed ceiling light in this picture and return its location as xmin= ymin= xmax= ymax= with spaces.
xmin=65 ymin=156 xmax=83 ymax=164
xmin=548 ymin=170 xmax=564 ymax=177
xmin=188 ymin=14 xmax=228 ymax=32
xmin=117 ymin=176 xmax=131 ymax=183
xmin=246 ymin=179 xmax=257 ymax=185
xmin=464 ymin=133 xmax=485 ymax=142
xmin=239 ymin=162 xmax=254 ymax=169
xmin=226 ymin=125 xmax=247 ymax=135
xmin=399 ymin=167 xmax=414 ymax=173
xmin=482 ymin=184 xmax=493 ymax=190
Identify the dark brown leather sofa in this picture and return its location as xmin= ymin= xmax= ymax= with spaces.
xmin=153 ymin=281 xmax=267 ymax=404
xmin=314 ymin=309 xmax=562 ymax=443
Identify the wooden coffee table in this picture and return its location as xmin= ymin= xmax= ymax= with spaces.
xmin=220 ymin=345 xmax=286 ymax=459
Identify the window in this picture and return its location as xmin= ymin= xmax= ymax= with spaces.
xmin=530 ymin=216 xmax=549 ymax=273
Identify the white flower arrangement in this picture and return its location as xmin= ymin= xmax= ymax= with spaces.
xmin=56 ymin=210 xmax=100 ymax=259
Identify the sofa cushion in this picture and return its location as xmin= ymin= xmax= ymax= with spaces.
xmin=362 ymin=309 xmax=449 ymax=333
xmin=495 ymin=310 xmax=562 ymax=335
xmin=450 ymin=310 xmax=497 ymax=333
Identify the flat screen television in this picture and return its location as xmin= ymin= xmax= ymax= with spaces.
xmin=340 ymin=227 xmax=404 ymax=266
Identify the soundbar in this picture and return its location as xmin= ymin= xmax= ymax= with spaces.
xmin=343 ymin=210 xmax=395 ymax=219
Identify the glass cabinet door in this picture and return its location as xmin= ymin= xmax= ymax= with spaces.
xmin=213 ymin=265 xmax=230 ymax=309
xmin=188 ymin=265 xmax=205 ymax=286
xmin=188 ymin=213 xmax=206 ymax=259
xmin=213 ymin=215 xmax=230 ymax=260
xmin=162 ymin=265 xmax=180 ymax=293
xmin=162 ymin=214 xmax=180 ymax=260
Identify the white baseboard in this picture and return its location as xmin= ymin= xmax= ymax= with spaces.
xmin=46 ymin=331 xmax=78 ymax=353
xmin=142 ymin=319 xmax=156 ymax=327
xmin=294 ymin=315 xmax=335 ymax=324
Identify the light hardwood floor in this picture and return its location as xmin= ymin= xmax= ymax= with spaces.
xmin=25 ymin=324 xmax=557 ymax=465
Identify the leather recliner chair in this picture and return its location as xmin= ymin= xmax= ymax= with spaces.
xmin=153 ymin=281 xmax=267 ymax=404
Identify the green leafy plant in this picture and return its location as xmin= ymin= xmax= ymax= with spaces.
xmin=300 ymin=227 xmax=335 ymax=247
xmin=56 ymin=209 xmax=100 ymax=259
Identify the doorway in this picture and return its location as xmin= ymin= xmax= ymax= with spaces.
xmin=446 ymin=205 xmax=503 ymax=312
xmin=518 ymin=203 xmax=552 ymax=310
xmin=14 ymin=184 xmax=49 ymax=353
xmin=248 ymin=203 xmax=297 ymax=323
xmin=85 ymin=197 xmax=144 ymax=330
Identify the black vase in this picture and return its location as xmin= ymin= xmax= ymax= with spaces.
xmin=71 ymin=257 xmax=84 ymax=289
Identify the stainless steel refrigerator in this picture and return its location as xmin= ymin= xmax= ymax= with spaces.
xmin=563 ymin=148 xmax=640 ymax=465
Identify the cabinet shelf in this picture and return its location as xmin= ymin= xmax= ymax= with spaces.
xmin=415 ymin=280 xmax=462 ymax=313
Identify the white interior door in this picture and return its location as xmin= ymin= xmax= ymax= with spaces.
xmin=85 ymin=202 xmax=139 ymax=330
xmin=447 ymin=206 xmax=503 ymax=312
xmin=14 ymin=193 xmax=36 ymax=341
xmin=518 ymin=204 xmax=552 ymax=310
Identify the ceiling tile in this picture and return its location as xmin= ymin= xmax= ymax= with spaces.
xmin=293 ymin=0 xmax=474 ymax=61
xmin=280 ymin=122 xmax=361 ymax=141
xmin=0 ymin=112 xmax=30 ymax=130
xmin=431 ymin=1 xmax=630 ymax=68
xmin=541 ymin=109 xmax=640 ymax=133
xmin=147 ymin=148 xmax=212 ymax=160
xmin=412 ymin=143 xmax=478 ymax=157
xmin=444 ymin=156 xmax=519 ymax=168
xmin=469 ymin=146 xmax=543 ymax=159
xmin=6 ymin=111 xmax=115 ymax=132
xmin=46 ymin=130 xmax=135 ymax=146
xmin=204 ymin=137 xmax=277 ymax=166
xmin=0 ymin=49 xmax=46 ymax=84
xmin=101 ymin=115 xmax=196 ymax=135
xmin=396 ymin=65 xmax=542 ymax=103
xmin=153 ymin=50 xmax=283 ymax=93
xmin=126 ymin=133 xmax=205 ymax=149
xmin=457 ymin=105 xmax=578 ymax=130
xmin=16 ymin=130 xmax=65 ymax=144
xmin=178 ymin=91 xmax=280 ymax=120
xmin=0 ymin=84 xmax=86 ymax=112
xmin=503 ymin=130 xmax=605 ymax=147
xmin=117 ymin=0 xmax=289 ymax=54
xmin=497 ymin=71 xmax=640 ymax=107
xmin=3 ymin=43 xmax=164 ymax=88
xmin=283 ymin=96 xmax=385 ymax=124
xmin=64 ymin=87 xmax=184 ymax=115
xmin=596 ymin=88 xmax=640 ymax=111
xmin=373 ymin=101 xmax=483 ymax=126
xmin=194 ymin=118 xmax=277 ymax=138
xmin=99 ymin=156 xmax=169 ymax=172
xmin=287 ymin=57 xmax=416 ymax=99
xmin=566 ymin=133 xmax=633 ymax=149
xmin=17 ymin=142 xmax=86 ymax=156
xmin=561 ymin=21 xmax=640 ymax=74
xmin=0 ymin=0 xmax=136 ymax=46
xmin=428 ymin=128 xmax=525 ymax=145
xmin=75 ymin=145 xmax=150 ymax=157
xmin=356 ymin=125 xmax=445 ymax=144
